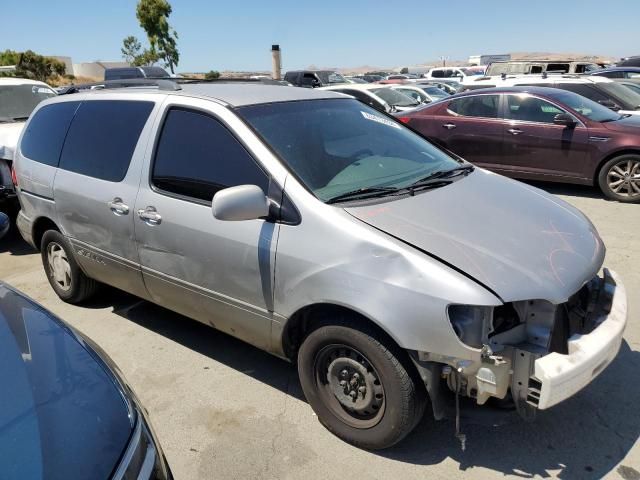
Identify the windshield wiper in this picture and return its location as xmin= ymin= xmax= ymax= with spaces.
xmin=409 ymin=164 xmax=475 ymax=184
xmin=326 ymin=186 xmax=399 ymax=204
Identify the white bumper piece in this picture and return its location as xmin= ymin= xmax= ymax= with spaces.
xmin=534 ymin=269 xmax=627 ymax=409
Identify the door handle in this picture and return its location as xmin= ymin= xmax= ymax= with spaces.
xmin=108 ymin=197 xmax=129 ymax=215
xmin=442 ymin=123 xmax=457 ymax=130
xmin=137 ymin=207 xmax=162 ymax=225
xmin=508 ymin=128 xmax=524 ymax=135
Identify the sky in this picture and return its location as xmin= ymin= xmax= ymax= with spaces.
xmin=2 ymin=0 xmax=640 ymax=73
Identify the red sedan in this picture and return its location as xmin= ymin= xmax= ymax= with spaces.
xmin=397 ymin=86 xmax=640 ymax=202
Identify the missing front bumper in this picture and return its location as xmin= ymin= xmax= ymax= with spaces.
xmin=529 ymin=269 xmax=627 ymax=409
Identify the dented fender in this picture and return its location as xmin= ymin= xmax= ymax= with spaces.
xmin=273 ymin=180 xmax=501 ymax=360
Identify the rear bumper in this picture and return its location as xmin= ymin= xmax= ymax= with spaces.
xmin=533 ymin=268 xmax=627 ymax=409
xmin=16 ymin=210 xmax=35 ymax=248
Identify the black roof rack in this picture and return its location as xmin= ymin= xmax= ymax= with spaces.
xmin=57 ymin=78 xmax=181 ymax=95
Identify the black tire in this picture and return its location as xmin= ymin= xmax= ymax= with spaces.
xmin=298 ymin=321 xmax=426 ymax=450
xmin=598 ymin=154 xmax=640 ymax=203
xmin=41 ymin=230 xmax=98 ymax=303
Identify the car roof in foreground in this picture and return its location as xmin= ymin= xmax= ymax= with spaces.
xmin=0 ymin=282 xmax=132 ymax=479
xmin=69 ymin=82 xmax=346 ymax=107
xmin=179 ymin=83 xmax=346 ymax=106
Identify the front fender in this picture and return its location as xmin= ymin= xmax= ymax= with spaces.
xmin=273 ymin=206 xmax=501 ymax=361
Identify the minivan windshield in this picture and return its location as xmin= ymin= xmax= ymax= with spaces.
xmin=598 ymin=82 xmax=640 ymax=110
xmin=238 ymin=99 xmax=462 ymax=202
xmin=548 ymin=90 xmax=621 ymax=122
xmin=0 ymin=84 xmax=56 ymax=121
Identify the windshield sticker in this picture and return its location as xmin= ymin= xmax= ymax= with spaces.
xmin=360 ymin=111 xmax=401 ymax=129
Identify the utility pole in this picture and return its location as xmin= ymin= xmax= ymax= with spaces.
xmin=440 ymin=55 xmax=449 ymax=67
xmin=271 ymin=45 xmax=282 ymax=80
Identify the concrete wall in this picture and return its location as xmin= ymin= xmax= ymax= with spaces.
xmin=51 ymin=56 xmax=74 ymax=76
xmin=72 ymin=61 xmax=130 ymax=79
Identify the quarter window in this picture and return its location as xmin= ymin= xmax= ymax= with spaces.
xmin=448 ymin=95 xmax=500 ymax=118
xmin=20 ymin=102 xmax=80 ymax=166
xmin=59 ymin=101 xmax=153 ymax=181
xmin=506 ymin=95 xmax=564 ymax=124
xmin=152 ymin=108 xmax=269 ymax=202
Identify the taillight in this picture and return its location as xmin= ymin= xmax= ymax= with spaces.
xmin=398 ymin=117 xmax=411 ymax=124
xmin=11 ymin=165 xmax=17 ymax=186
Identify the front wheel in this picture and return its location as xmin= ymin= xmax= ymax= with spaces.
xmin=598 ymin=155 xmax=640 ymax=203
xmin=298 ymin=322 xmax=426 ymax=449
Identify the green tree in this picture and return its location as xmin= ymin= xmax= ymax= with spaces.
xmin=121 ymin=36 xmax=142 ymax=64
xmin=121 ymin=35 xmax=159 ymax=66
xmin=204 ymin=70 xmax=220 ymax=80
xmin=136 ymin=0 xmax=180 ymax=73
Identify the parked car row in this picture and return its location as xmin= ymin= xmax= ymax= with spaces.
xmin=397 ymin=86 xmax=640 ymax=202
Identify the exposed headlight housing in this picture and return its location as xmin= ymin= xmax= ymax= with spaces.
xmin=447 ymin=305 xmax=493 ymax=348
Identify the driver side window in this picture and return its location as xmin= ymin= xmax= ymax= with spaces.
xmin=506 ymin=95 xmax=565 ymax=124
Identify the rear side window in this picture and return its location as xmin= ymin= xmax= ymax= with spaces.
xmin=152 ymin=109 xmax=269 ymax=202
xmin=20 ymin=102 xmax=80 ymax=166
xmin=553 ymin=84 xmax=610 ymax=104
xmin=59 ymin=100 xmax=153 ymax=182
xmin=448 ymin=95 xmax=500 ymax=118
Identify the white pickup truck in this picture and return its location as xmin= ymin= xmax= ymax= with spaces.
xmin=0 ymin=78 xmax=56 ymax=210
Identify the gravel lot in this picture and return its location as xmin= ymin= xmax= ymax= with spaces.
xmin=1 ymin=181 xmax=638 ymax=480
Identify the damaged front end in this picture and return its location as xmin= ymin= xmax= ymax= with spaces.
xmin=414 ymin=269 xmax=627 ymax=421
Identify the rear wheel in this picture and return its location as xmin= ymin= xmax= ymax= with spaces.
xmin=298 ymin=321 xmax=426 ymax=449
xmin=41 ymin=230 xmax=98 ymax=303
xmin=598 ymin=154 xmax=640 ymax=203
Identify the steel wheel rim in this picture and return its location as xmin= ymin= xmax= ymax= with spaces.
xmin=314 ymin=344 xmax=386 ymax=429
xmin=47 ymin=242 xmax=72 ymax=291
xmin=607 ymin=158 xmax=640 ymax=197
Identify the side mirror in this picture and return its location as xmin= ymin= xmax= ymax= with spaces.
xmin=553 ymin=113 xmax=577 ymax=128
xmin=212 ymin=185 xmax=270 ymax=221
xmin=0 ymin=212 xmax=9 ymax=239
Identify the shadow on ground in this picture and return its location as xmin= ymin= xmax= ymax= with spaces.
xmin=92 ymin=287 xmax=640 ymax=479
xmin=522 ymin=180 xmax=607 ymax=201
xmin=0 ymin=227 xmax=36 ymax=256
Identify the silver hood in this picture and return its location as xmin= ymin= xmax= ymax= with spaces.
xmin=0 ymin=122 xmax=25 ymax=161
xmin=346 ymin=169 xmax=605 ymax=304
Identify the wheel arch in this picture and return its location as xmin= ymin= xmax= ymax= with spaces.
xmin=32 ymin=216 xmax=60 ymax=251
xmin=593 ymin=149 xmax=640 ymax=185
xmin=281 ymin=302 xmax=409 ymax=363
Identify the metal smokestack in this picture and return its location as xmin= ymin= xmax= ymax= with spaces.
xmin=271 ymin=45 xmax=282 ymax=80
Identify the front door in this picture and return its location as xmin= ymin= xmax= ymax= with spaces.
xmin=53 ymin=99 xmax=157 ymax=299
xmin=500 ymin=94 xmax=591 ymax=180
xmin=134 ymin=99 xmax=278 ymax=350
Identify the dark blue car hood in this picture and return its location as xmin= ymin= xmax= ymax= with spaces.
xmin=0 ymin=285 xmax=133 ymax=480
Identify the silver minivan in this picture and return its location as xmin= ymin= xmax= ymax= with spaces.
xmin=14 ymin=83 xmax=628 ymax=449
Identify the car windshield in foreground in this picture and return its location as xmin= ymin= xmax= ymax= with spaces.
xmin=237 ymin=99 xmax=463 ymax=203
xmin=0 ymin=84 xmax=56 ymax=120
xmin=371 ymin=88 xmax=420 ymax=107
xmin=548 ymin=90 xmax=621 ymax=122
xmin=598 ymin=82 xmax=640 ymax=110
